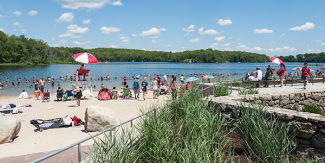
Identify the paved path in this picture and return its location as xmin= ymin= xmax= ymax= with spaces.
xmin=1 ymin=145 xmax=90 ymax=163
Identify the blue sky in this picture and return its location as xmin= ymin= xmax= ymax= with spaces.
xmin=0 ymin=0 xmax=324 ymax=56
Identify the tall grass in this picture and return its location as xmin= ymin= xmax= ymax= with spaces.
xmin=236 ymin=102 xmax=296 ymax=163
xmin=302 ymin=104 xmax=325 ymax=116
xmin=214 ymin=83 xmax=229 ymax=97
xmin=238 ymin=86 xmax=259 ymax=95
xmin=87 ymin=87 xmax=232 ymax=162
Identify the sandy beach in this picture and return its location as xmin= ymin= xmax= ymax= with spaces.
xmin=0 ymin=90 xmax=169 ymax=159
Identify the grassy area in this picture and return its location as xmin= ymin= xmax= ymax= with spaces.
xmin=214 ymin=84 xmax=229 ymax=97
xmin=302 ymin=104 xmax=325 ymax=116
xmin=0 ymin=61 xmax=79 ymax=66
xmin=85 ymin=86 xmax=307 ymax=162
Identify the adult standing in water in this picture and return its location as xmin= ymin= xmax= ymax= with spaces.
xmin=34 ymin=80 xmax=39 ymax=91
xmin=142 ymin=77 xmax=148 ymax=100
xmin=39 ymin=77 xmax=46 ymax=93
xmin=73 ymin=84 xmax=81 ymax=107
xmin=277 ymin=63 xmax=285 ymax=87
xmin=123 ymin=76 xmax=127 ymax=88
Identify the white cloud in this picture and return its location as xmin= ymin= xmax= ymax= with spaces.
xmin=251 ymin=47 xmax=262 ymax=51
xmin=307 ymin=45 xmax=309 ymax=47
xmin=27 ymin=10 xmax=38 ymax=16
xmin=184 ymin=33 xmax=192 ymax=36
xmin=13 ymin=11 xmax=22 ymax=16
xmin=119 ymin=36 xmax=130 ymax=40
xmin=0 ymin=5 xmax=2 ymax=10
xmin=54 ymin=0 xmax=123 ymax=10
xmin=131 ymin=34 xmax=137 ymax=37
xmin=228 ymin=37 xmax=233 ymax=39
xmin=183 ymin=25 xmax=195 ymax=32
xmin=59 ymin=33 xmax=81 ymax=38
xmin=165 ymin=44 xmax=171 ymax=47
xmin=223 ymin=47 xmax=233 ymax=51
xmin=83 ymin=19 xmax=90 ymax=24
xmin=238 ymin=38 xmax=241 ymax=40
xmin=214 ymin=36 xmax=225 ymax=42
xmin=303 ymin=49 xmax=322 ymax=53
xmin=320 ymin=43 xmax=325 ymax=46
xmin=289 ymin=22 xmax=315 ymax=31
xmin=151 ymin=40 xmax=157 ymax=43
xmin=216 ymin=19 xmax=232 ymax=26
xmin=318 ymin=26 xmax=321 ymax=29
xmin=198 ymin=27 xmax=223 ymax=35
xmin=0 ymin=28 xmax=4 ymax=32
xmin=222 ymin=43 xmax=230 ymax=46
xmin=73 ymin=41 xmax=87 ymax=45
xmin=254 ymin=28 xmax=273 ymax=34
xmin=279 ymin=34 xmax=285 ymax=37
xmin=13 ymin=22 xmax=23 ymax=27
xmin=138 ymin=27 xmax=166 ymax=39
xmin=268 ymin=46 xmax=296 ymax=52
xmin=52 ymin=38 xmax=55 ymax=40
xmin=122 ymin=40 xmax=130 ymax=43
xmin=111 ymin=45 xmax=118 ymax=48
xmin=53 ymin=39 xmax=67 ymax=47
xmin=181 ymin=47 xmax=187 ymax=49
xmin=87 ymin=41 xmax=91 ymax=43
xmin=14 ymin=29 xmax=17 ymax=32
xmin=66 ymin=24 xmax=89 ymax=34
xmin=271 ymin=42 xmax=276 ymax=44
xmin=316 ymin=40 xmax=322 ymax=42
xmin=237 ymin=43 xmax=242 ymax=45
xmin=0 ymin=15 xmax=6 ymax=17
xmin=237 ymin=45 xmax=248 ymax=51
xmin=210 ymin=43 xmax=218 ymax=48
xmin=177 ymin=41 xmax=180 ymax=43
xmin=20 ymin=29 xmax=26 ymax=33
xmin=100 ymin=26 xmax=120 ymax=34
xmin=189 ymin=38 xmax=201 ymax=42
xmin=56 ymin=13 xmax=74 ymax=23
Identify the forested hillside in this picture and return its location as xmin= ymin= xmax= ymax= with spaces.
xmin=1 ymin=31 xmax=323 ymax=65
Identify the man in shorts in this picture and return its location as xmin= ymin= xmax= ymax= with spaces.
xmin=301 ymin=62 xmax=312 ymax=89
xmin=39 ymin=77 xmax=46 ymax=93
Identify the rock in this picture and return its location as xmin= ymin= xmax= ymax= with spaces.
xmin=297 ymin=145 xmax=325 ymax=162
xmin=274 ymin=100 xmax=279 ymax=105
xmin=84 ymin=105 xmax=117 ymax=132
xmin=291 ymin=121 xmax=317 ymax=139
xmin=277 ymin=112 xmax=294 ymax=120
xmin=294 ymin=93 xmax=301 ymax=102
xmin=280 ymin=100 xmax=290 ymax=106
xmin=289 ymin=93 xmax=294 ymax=100
xmin=272 ymin=95 xmax=279 ymax=100
xmin=291 ymin=103 xmax=299 ymax=111
xmin=232 ymin=106 xmax=240 ymax=117
xmin=312 ymin=94 xmax=322 ymax=101
xmin=215 ymin=102 xmax=226 ymax=112
xmin=305 ymin=92 xmax=311 ymax=99
xmin=222 ymin=112 xmax=233 ymax=120
xmin=312 ymin=133 xmax=325 ymax=149
xmin=299 ymin=101 xmax=305 ymax=105
xmin=297 ymin=138 xmax=311 ymax=145
xmin=0 ymin=116 xmax=21 ymax=144
xmin=269 ymin=101 xmax=274 ymax=106
xmin=280 ymin=95 xmax=289 ymax=101
xmin=320 ymin=129 xmax=325 ymax=133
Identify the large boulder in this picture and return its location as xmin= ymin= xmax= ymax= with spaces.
xmin=0 ymin=116 xmax=21 ymax=144
xmin=296 ymin=145 xmax=325 ymax=162
xmin=84 ymin=105 xmax=117 ymax=132
xmin=291 ymin=121 xmax=317 ymax=139
xmin=312 ymin=133 xmax=325 ymax=149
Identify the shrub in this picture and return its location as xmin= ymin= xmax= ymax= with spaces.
xmin=238 ymin=86 xmax=259 ymax=95
xmin=302 ymin=104 xmax=325 ymax=116
xmin=236 ymin=102 xmax=296 ymax=163
xmin=214 ymin=84 xmax=229 ymax=97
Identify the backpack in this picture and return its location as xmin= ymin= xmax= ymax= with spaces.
xmin=134 ymin=81 xmax=138 ymax=89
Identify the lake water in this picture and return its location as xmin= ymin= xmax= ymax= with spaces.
xmin=0 ymin=62 xmax=323 ymax=95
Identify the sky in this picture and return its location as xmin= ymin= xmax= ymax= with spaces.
xmin=0 ymin=0 xmax=325 ymax=56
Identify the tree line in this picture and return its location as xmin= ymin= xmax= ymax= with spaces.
xmin=0 ymin=31 xmax=324 ymax=65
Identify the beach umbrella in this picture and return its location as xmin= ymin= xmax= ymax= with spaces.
xmin=320 ymin=67 xmax=325 ymax=70
xmin=291 ymin=67 xmax=302 ymax=71
xmin=72 ymin=52 xmax=98 ymax=64
xmin=185 ymin=77 xmax=199 ymax=82
xmin=202 ymin=75 xmax=215 ymax=79
xmin=268 ymin=58 xmax=284 ymax=65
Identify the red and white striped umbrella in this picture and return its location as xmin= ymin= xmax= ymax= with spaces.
xmin=72 ymin=52 xmax=98 ymax=64
xmin=268 ymin=58 xmax=283 ymax=65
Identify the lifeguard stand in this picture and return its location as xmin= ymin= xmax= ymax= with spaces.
xmin=75 ymin=69 xmax=92 ymax=93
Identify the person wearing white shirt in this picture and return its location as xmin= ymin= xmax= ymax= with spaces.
xmin=248 ymin=73 xmax=257 ymax=81
xmin=19 ymin=90 xmax=28 ymax=99
xmin=163 ymin=74 xmax=168 ymax=83
xmin=253 ymin=67 xmax=263 ymax=80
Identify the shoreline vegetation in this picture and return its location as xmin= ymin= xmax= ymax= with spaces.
xmin=0 ymin=31 xmax=324 ymax=65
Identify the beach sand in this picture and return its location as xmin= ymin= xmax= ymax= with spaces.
xmin=0 ymin=90 xmax=169 ymax=158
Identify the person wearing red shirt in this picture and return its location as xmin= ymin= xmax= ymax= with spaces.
xmin=123 ymin=76 xmax=127 ymax=88
xmin=301 ymin=62 xmax=313 ymax=89
xmin=277 ymin=63 xmax=286 ymax=87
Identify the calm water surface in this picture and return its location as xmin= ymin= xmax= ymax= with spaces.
xmin=0 ymin=62 xmax=322 ymax=95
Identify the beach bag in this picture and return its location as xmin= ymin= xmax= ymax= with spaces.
xmin=61 ymin=115 xmax=72 ymax=126
xmin=64 ymin=93 xmax=68 ymax=99
xmin=134 ymin=82 xmax=138 ymax=89
xmin=72 ymin=115 xmax=82 ymax=125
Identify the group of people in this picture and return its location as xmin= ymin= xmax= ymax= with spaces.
xmin=247 ymin=62 xmax=313 ymax=89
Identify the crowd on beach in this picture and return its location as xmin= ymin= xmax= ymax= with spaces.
xmin=246 ymin=62 xmax=315 ymax=89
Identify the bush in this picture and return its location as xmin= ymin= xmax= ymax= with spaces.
xmin=237 ymin=102 xmax=296 ymax=163
xmin=238 ymin=86 xmax=259 ymax=95
xmin=302 ymin=104 xmax=325 ymax=116
xmin=214 ymin=84 xmax=229 ymax=97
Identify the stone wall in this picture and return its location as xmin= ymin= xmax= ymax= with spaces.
xmin=209 ymin=90 xmax=325 ymax=161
